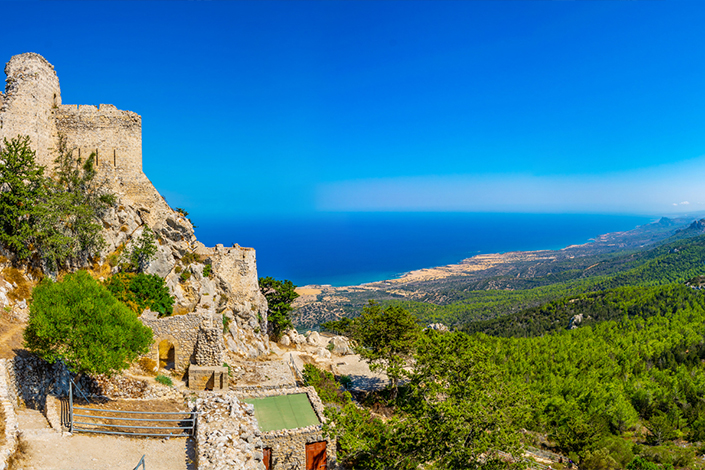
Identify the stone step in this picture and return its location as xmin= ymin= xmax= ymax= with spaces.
xmin=17 ymin=409 xmax=53 ymax=431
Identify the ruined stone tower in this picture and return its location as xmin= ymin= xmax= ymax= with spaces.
xmin=0 ymin=52 xmax=164 ymax=223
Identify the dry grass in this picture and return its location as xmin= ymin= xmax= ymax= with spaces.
xmin=0 ymin=405 xmax=5 ymax=448
xmin=0 ymin=318 xmax=25 ymax=359
xmin=6 ymin=435 xmax=29 ymax=470
xmin=138 ymin=357 xmax=158 ymax=377
xmin=3 ymin=267 xmax=34 ymax=302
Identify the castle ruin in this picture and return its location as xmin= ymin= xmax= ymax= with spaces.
xmin=0 ymin=52 xmax=168 ymax=223
xmin=0 ymin=52 xmax=271 ymax=363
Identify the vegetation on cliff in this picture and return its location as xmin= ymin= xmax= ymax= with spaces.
xmin=104 ymin=272 xmax=174 ymax=317
xmin=0 ymin=135 xmax=116 ymax=271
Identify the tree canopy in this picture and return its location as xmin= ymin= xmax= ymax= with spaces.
xmin=24 ymin=270 xmax=153 ymax=376
xmin=352 ymin=301 xmax=421 ymax=392
xmin=0 ymin=136 xmax=47 ymax=260
xmin=0 ymin=135 xmax=115 ymax=271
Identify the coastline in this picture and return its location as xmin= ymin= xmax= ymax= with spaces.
xmin=294 ymin=216 xmax=696 ymax=310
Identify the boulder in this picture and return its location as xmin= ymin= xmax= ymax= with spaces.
xmin=315 ymin=348 xmax=332 ymax=361
xmin=329 ymin=336 xmax=353 ymax=355
xmin=307 ymin=331 xmax=321 ymax=346
xmin=279 ymin=335 xmax=291 ymax=346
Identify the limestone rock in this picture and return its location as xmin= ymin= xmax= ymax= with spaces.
xmin=329 ymin=336 xmax=353 ymax=355
xmin=279 ymin=335 xmax=291 ymax=346
xmin=307 ymin=331 xmax=321 ymax=346
xmin=315 ymin=348 xmax=332 ymax=361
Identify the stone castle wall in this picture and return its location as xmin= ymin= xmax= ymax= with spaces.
xmin=54 ymin=103 xmax=142 ymax=177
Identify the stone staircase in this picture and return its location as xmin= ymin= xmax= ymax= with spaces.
xmin=16 ymin=408 xmax=55 ymax=441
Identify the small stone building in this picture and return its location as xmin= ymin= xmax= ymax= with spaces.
xmin=140 ymin=310 xmax=227 ymax=390
xmin=238 ymin=386 xmax=336 ymax=470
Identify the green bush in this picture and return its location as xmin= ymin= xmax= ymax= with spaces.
xmin=303 ymin=363 xmax=351 ymax=405
xmin=24 ymin=270 xmax=153 ymax=376
xmin=122 ymin=227 xmax=158 ymax=273
xmin=638 ymin=443 xmax=693 ymax=469
xmin=203 ymin=263 xmax=212 ymax=278
xmin=339 ymin=375 xmax=352 ymax=389
xmin=155 ymin=374 xmax=173 ymax=386
xmin=180 ymin=270 xmax=191 ymax=283
xmin=104 ymin=272 xmax=174 ymax=317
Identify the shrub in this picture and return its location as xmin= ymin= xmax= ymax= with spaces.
xmin=107 ymin=253 xmax=119 ymax=267
xmin=339 ymin=375 xmax=352 ymax=389
xmin=180 ymin=270 xmax=191 ymax=283
xmin=155 ymin=374 xmax=173 ymax=386
xmin=123 ymin=226 xmax=158 ymax=273
xmin=180 ymin=252 xmax=198 ymax=266
xmin=222 ymin=314 xmax=231 ymax=333
xmin=24 ymin=270 xmax=153 ymax=376
xmin=303 ymin=363 xmax=350 ymax=405
xmin=104 ymin=272 xmax=174 ymax=317
xmin=203 ymin=263 xmax=212 ymax=278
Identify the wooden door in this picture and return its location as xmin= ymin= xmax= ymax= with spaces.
xmin=263 ymin=448 xmax=272 ymax=470
xmin=306 ymin=441 xmax=327 ymax=470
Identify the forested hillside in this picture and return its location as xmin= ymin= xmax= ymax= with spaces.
xmin=394 ymin=234 xmax=705 ymax=327
xmin=312 ymin=228 xmax=705 ymax=470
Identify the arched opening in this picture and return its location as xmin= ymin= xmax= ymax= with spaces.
xmin=158 ymin=340 xmax=175 ymax=370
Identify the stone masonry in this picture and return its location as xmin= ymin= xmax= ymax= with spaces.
xmin=139 ymin=310 xmax=224 ymax=375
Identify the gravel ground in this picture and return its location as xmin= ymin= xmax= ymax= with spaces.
xmin=12 ymin=432 xmax=195 ymax=470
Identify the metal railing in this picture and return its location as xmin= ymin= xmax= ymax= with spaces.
xmin=289 ymin=353 xmax=304 ymax=385
xmin=69 ymin=382 xmax=196 ymax=438
xmin=133 ymin=455 xmax=146 ymax=470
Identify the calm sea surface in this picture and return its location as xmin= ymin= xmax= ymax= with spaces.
xmin=194 ymin=213 xmax=654 ymax=287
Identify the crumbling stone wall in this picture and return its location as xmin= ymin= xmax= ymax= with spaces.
xmin=140 ymin=311 xmax=224 ymax=374
xmin=0 ymin=359 xmax=19 ymax=469
xmin=195 ymin=392 xmax=265 ymax=470
xmin=195 ymin=326 xmax=225 ymax=367
xmin=54 ymin=103 xmax=142 ymax=176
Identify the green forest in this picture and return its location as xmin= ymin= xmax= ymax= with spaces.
xmin=315 ymin=232 xmax=705 ymax=469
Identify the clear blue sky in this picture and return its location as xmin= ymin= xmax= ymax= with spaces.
xmin=3 ymin=1 xmax=705 ymax=220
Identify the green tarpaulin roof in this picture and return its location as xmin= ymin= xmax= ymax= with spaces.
xmin=244 ymin=393 xmax=320 ymax=432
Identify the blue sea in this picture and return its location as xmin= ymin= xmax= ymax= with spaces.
xmin=194 ymin=213 xmax=654 ymax=287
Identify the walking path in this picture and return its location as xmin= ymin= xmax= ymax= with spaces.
xmin=11 ymin=408 xmax=195 ymax=470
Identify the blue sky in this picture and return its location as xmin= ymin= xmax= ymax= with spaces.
xmin=3 ymin=1 xmax=705 ymax=220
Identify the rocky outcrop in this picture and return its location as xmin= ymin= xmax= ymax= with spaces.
xmin=101 ymin=197 xmax=269 ymax=359
xmin=0 ymin=52 xmax=270 ymax=360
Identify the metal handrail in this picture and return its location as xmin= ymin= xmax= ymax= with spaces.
xmin=133 ymin=455 xmax=146 ymax=470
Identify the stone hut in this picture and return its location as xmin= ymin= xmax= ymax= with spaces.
xmin=237 ymin=386 xmax=336 ymax=470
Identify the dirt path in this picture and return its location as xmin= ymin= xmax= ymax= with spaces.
xmin=0 ymin=320 xmax=24 ymax=359
xmin=11 ymin=408 xmax=195 ymax=470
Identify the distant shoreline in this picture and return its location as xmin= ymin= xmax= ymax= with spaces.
xmin=296 ymin=214 xmax=697 ymax=293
